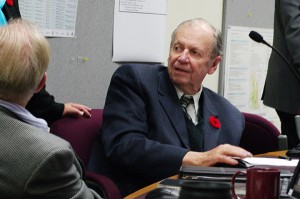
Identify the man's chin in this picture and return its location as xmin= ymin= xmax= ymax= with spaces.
xmin=171 ymin=77 xmax=189 ymax=87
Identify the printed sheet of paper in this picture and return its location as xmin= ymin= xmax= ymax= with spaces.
xmin=19 ymin=0 xmax=78 ymax=37
xmin=112 ymin=0 xmax=167 ymax=62
xmin=244 ymin=157 xmax=298 ymax=167
xmin=223 ymin=26 xmax=280 ymax=128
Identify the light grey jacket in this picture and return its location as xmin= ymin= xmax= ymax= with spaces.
xmin=0 ymin=106 xmax=101 ymax=199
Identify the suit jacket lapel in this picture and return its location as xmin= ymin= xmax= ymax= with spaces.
xmin=156 ymin=71 xmax=222 ymax=150
xmin=157 ymin=70 xmax=190 ymax=148
xmin=202 ymin=88 xmax=221 ymax=150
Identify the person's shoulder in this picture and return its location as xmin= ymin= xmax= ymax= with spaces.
xmin=0 ymin=113 xmax=72 ymax=162
xmin=26 ymin=129 xmax=74 ymax=164
xmin=44 ymin=132 xmax=70 ymax=148
xmin=116 ymin=63 xmax=165 ymax=73
xmin=203 ymin=87 xmax=240 ymax=110
xmin=202 ymin=87 xmax=223 ymax=99
xmin=9 ymin=117 xmax=71 ymax=151
xmin=113 ymin=64 xmax=166 ymax=80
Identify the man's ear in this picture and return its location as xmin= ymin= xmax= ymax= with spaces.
xmin=208 ymin=56 xmax=222 ymax=75
xmin=35 ymin=73 xmax=46 ymax=93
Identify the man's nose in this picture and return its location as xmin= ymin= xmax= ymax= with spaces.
xmin=178 ymin=50 xmax=189 ymax=62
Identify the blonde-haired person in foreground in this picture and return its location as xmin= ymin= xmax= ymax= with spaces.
xmin=1 ymin=0 xmax=92 ymax=126
xmin=0 ymin=19 xmax=102 ymax=199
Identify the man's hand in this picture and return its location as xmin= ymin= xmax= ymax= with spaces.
xmin=63 ymin=103 xmax=92 ymax=118
xmin=182 ymin=144 xmax=252 ymax=167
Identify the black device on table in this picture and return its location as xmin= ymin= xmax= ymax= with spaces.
xmin=145 ymin=187 xmax=179 ymax=199
xmin=215 ymin=158 xmax=253 ymax=168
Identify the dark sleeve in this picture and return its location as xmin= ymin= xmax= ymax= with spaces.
xmin=2 ymin=0 xmax=21 ymax=21
xmin=26 ymin=86 xmax=64 ymax=125
xmin=279 ymin=0 xmax=300 ymax=63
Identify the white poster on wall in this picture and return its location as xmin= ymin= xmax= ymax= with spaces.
xmin=224 ymin=26 xmax=280 ymax=128
xmin=112 ymin=0 xmax=167 ymax=62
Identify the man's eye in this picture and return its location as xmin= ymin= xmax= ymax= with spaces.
xmin=191 ymin=50 xmax=199 ymax=56
xmin=174 ymin=46 xmax=182 ymax=51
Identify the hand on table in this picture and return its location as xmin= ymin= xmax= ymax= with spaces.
xmin=182 ymin=144 xmax=252 ymax=167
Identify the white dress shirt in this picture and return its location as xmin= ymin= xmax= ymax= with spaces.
xmin=175 ymin=86 xmax=203 ymax=124
xmin=0 ymin=100 xmax=49 ymax=132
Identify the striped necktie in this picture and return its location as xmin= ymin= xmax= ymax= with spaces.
xmin=180 ymin=95 xmax=194 ymax=120
xmin=180 ymin=95 xmax=203 ymax=151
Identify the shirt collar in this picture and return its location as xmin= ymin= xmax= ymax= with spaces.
xmin=0 ymin=100 xmax=49 ymax=132
xmin=175 ymin=86 xmax=203 ymax=113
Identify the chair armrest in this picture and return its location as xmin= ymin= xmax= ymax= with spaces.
xmin=86 ymin=172 xmax=122 ymax=199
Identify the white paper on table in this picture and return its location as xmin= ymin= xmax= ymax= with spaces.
xmin=244 ymin=157 xmax=298 ymax=167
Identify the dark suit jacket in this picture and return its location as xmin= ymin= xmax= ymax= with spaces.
xmin=26 ymin=86 xmax=64 ymax=125
xmin=262 ymin=0 xmax=300 ymax=114
xmin=2 ymin=0 xmax=21 ymax=20
xmin=89 ymin=64 xmax=244 ymax=196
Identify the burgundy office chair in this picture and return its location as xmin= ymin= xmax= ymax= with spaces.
xmin=239 ymin=112 xmax=281 ymax=155
xmin=50 ymin=109 xmax=122 ymax=199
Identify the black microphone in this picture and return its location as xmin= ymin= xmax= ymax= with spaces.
xmin=249 ymin=31 xmax=266 ymax=44
xmin=249 ymin=30 xmax=300 ymax=82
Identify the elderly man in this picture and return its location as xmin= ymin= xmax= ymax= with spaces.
xmin=89 ymin=18 xmax=252 ymax=196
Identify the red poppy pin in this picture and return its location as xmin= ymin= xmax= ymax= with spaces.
xmin=209 ymin=116 xmax=221 ymax=129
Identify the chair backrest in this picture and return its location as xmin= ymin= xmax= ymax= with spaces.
xmin=50 ymin=109 xmax=103 ymax=168
xmin=50 ymin=109 xmax=122 ymax=199
xmin=239 ymin=112 xmax=281 ymax=155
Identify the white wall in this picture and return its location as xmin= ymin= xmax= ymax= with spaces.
xmin=165 ymin=0 xmax=224 ymax=93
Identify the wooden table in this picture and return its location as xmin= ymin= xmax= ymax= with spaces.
xmin=255 ymin=150 xmax=287 ymax=157
xmin=124 ymin=150 xmax=288 ymax=199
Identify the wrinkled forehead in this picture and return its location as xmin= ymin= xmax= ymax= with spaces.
xmin=177 ymin=21 xmax=214 ymax=38
xmin=173 ymin=23 xmax=215 ymax=51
